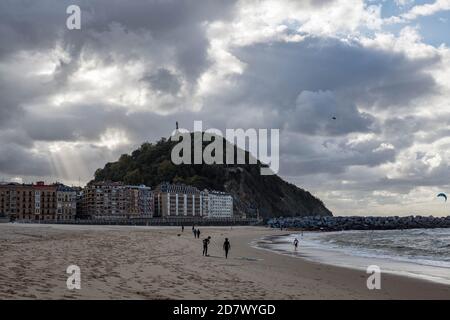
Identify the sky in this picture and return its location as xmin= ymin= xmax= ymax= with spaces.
xmin=0 ymin=0 xmax=450 ymax=216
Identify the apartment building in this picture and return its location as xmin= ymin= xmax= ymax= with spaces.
xmin=82 ymin=181 xmax=153 ymax=219
xmin=33 ymin=182 xmax=58 ymax=220
xmin=75 ymin=189 xmax=85 ymax=219
xmin=128 ymin=185 xmax=153 ymax=218
xmin=0 ymin=180 xmax=233 ymax=221
xmin=56 ymin=184 xmax=77 ymax=220
xmin=153 ymin=183 xmax=234 ymax=218
xmin=203 ymin=190 xmax=233 ymax=218
xmin=83 ymin=181 xmax=125 ymax=219
xmin=154 ymin=183 xmax=204 ymax=217
xmin=0 ymin=183 xmax=34 ymax=220
xmin=0 ymin=182 xmax=76 ymax=221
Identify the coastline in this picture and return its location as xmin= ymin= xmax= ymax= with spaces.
xmin=0 ymin=224 xmax=449 ymax=299
xmin=252 ymin=231 xmax=450 ymax=286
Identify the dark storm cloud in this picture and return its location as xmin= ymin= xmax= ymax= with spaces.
xmin=0 ymin=0 xmax=238 ymax=122
xmin=142 ymin=68 xmax=182 ymax=95
xmin=0 ymin=0 xmax=238 ymax=178
xmin=226 ymin=37 xmax=438 ymax=110
xmin=78 ymin=0 xmax=237 ymax=81
xmin=0 ymin=142 xmax=51 ymax=176
xmin=0 ymin=0 xmax=65 ymax=58
xmin=281 ymin=144 xmax=397 ymax=176
xmin=22 ymin=102 xmax=199 ymax=144
xmin=0 ymin=99 xmax=22 ymax=126
xmin=277 ymin=132 xmax=396 ymax=176
xmin=313 ymin=162 xmax=450 ymax=195
xmin=287 ymin=90 xmax=376 ymax=136
xmin=0 ymin=0 xmax=237 ymax=81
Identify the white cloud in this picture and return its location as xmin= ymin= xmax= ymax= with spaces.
xmin=359 ymin=26 xmax=439 ymax=59
xmin=386 ymin=0 xmax=450 ymax=23
xmin=403 ymin=0 xmax=450 ymax=20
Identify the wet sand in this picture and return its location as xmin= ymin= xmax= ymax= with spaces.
xmin=0 ymin=224 xmax=449 ymax=299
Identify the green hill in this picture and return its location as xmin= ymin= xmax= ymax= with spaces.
xmin=93 ymin=133 xmax=332 ymax=218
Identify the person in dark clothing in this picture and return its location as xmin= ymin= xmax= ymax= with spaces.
xmin=203 ymin=236 xmax=211 ymax=256
xmin=293 ymin=238 xmax=299 ymax=251
xmin=223 ymin=238 xmax=231 ymax=259
xmin=197 ymin=229 xmax=201 ymax=239
xmin=181 ymin=225 xmax=184 ymax=232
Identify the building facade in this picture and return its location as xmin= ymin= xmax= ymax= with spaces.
xmin=153 ymin=183 xmax=233 ymax=218
xmin=203 ymin=190 xmax=233 ymax=218
xmin=128 ymin=185 xmax=153 ymax=218
xmin=0 ymin=183 xmax=34 ymax=220
xmin=0 ymin=180 xmax=233 ymax=221
xmin=82 ymin=181 xmax=153 ymax=219
xmin=33 ymin=182 xmax=57 ymax=220
xmin=0 ymin=182 xmax=76 ymax=221
xmin=154 ymin=183 xmax=204 ymax=217
xmin=56 ymin=184 xmax=77 ymax=220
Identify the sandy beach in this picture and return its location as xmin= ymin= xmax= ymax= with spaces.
xmin=0 ymin=224 xmax=449 ymax=300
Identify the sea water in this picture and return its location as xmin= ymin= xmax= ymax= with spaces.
xmin=254 ymin=228 xmax=450 ymax=285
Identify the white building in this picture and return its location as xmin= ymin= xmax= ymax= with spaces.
xmin=203 ymin=190 xmax=233 ymax=218
xmin=154 ymin=183 xmax=203 ymax=217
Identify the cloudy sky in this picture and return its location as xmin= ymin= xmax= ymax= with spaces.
xmin=1 ymin=0 xmax=450 ymax=216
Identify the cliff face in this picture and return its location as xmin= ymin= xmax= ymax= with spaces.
xmin=221 ymin=167 xmax=332 ymax=218
xmin=94 ymin=134 xmax=332 ymax=218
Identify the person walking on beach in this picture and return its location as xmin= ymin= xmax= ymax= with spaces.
xmin=293 ymin=238 xmax=299 ymax=251
xmin=203 ymin=236 xmax=211 ymax=256
xmin=223 ymin=238 xmax=231 ymax=259
xmin=181 ymin=224 xmax=184 ymax=232
xmin=197 ymin=229 xmax=201 ymax=239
